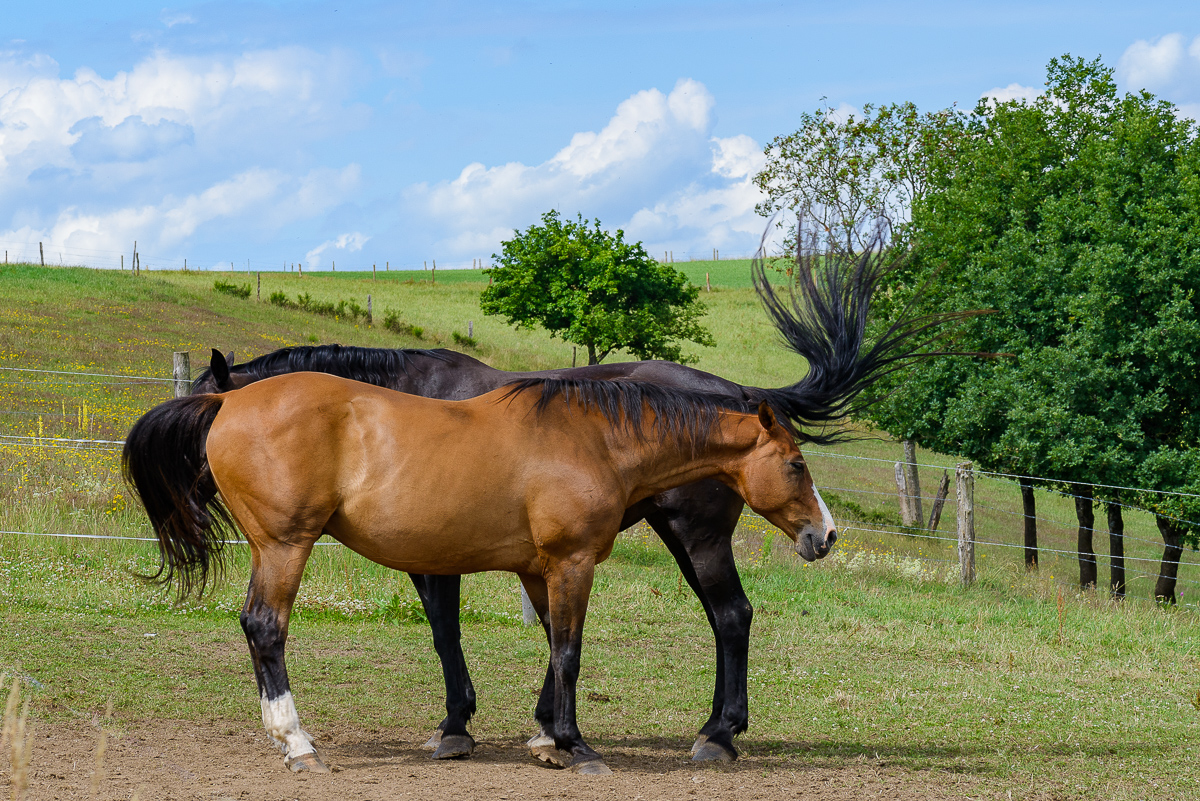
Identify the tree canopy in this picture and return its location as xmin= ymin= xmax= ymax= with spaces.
xmin=480 ymin=211 xmax=714 ymax=365
xmin=859 ymin=56 xmax=1200 ymax=569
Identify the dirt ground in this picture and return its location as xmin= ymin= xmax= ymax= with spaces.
xmin=11 ymin=719 xmax=998 ymax=801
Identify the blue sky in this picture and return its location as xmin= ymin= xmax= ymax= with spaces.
xmin=3 ymin=1 xmax=1199 ymax=271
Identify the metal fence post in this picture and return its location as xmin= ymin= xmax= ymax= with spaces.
xmin=956 ymin=462 xmax=975 ymax=586
xmin=173 ymin=351 xmax=191 ymax=398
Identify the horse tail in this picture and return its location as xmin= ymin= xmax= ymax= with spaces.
xmin=750 ymin=225 xmax=983 ymax=443
xmin=122 ymin=393 xmax=237 ymax=598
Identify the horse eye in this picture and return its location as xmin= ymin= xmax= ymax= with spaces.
xmin=788 ymin=460 xmax=806 ymax=472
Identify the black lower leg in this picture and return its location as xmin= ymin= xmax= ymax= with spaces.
xmin=410 ymin=573 xmax=476 ymax=737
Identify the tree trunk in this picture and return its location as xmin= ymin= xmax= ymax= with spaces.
xmin=1020 ymin=478 xmax=1037 ymax=570
xmin=587 ymin=343 xmax=598 ymax=365
xmin=1072 ymin=483 xmax=1096 ymax=590
xmin=1107 ymin=501 xmax=1125 ymax=600
xmin=1154 ymin=516 xmax=1185 ymax=605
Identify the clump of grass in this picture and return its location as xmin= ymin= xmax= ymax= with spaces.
xmin=212 ymin=280 xmax=251 ymax=299
xmin=382 ymin=310 xmax=424 ymax=339
xmin=269 ymin=291 xmax=372 ymax=324
xmin=2 ymin=675 xmax=31 ymax=801
xmin=451 ymin=331 xmax=477 ymax=348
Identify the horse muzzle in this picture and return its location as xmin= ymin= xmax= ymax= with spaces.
xmin=793 ymin=522 xmax=837 ymax=561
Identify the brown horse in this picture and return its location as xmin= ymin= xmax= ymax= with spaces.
xmin=123 ymin=372 xmax=835 ymax=774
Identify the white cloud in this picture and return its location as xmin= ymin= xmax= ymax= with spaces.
xmin=406 ymin=78 xmax=769 ymax=260
xmin=980 ymin=82 xmax=1040 ymax=105
xmin=306 ymin=231 xmax=370 ymax=267
xmin=1117 ymin=34 xmax=1200 ymax=118
xmin=0 ymin=165 xmax=360 ymax=267
xmin=1119 ymin=34 xmax=1190 ymax=90
xmin=0 ymin=47 xmax=360 ymax=190
xmin=711 ymin=135 xmax=764 ymax=180
xmin=161 ymin=11 xmax=196 ymax=28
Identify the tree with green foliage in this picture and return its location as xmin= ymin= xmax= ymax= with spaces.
xmin=480 ymin=211 xmax=714 ymax=365
xmin=754 ymin=100 xmax=968 ymax=253
xmin=863 ymin=55 xmax=1200 ymax=602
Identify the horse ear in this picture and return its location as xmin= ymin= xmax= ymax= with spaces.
xmin=210 ymin=348 xmax=232 ymax=390
xmin=225 ymin=350 xmax=235 ymax=364
xmin=757 ymin=402 xmax=777 ymax=431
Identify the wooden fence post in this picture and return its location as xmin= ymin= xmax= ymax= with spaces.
xmin=927 ymin=470 xmax=950 ymax=532
xmin=257 ymin=272 xmax=261 ymax=301
xmin=520 ymin=584 xmax=538 ymax=625
xmin=367 ymin=295 xmax=372 ymax=325
xmin=902 ymin=440 xmax=923 ymax=527
xmin=894 ymin=462 xmax=911 ymax=526
xmin=468 ymin=320 xmax=473 ymax=338
xmin=706 ymin=272 xmax=711 ymax=292
xmin=956 ymin=462 xmax=975 ymax=586
xmin=173 ymin=351 xmax=191 ymax=398
xmin=39 ymin=242 xmax=44 ymax=266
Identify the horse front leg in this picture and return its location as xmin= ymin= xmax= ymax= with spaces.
xmin=542 ymin=557 xmax=611 ymax=775
xmin=408 ymin=573 xmax=477 ymax=759
xmin=647 ymin=480 xmax=750 ymax=762
xmin=241 ymin=540 xmax=326 ymax=772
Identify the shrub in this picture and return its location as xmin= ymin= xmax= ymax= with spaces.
xmin=382 ymin=310 xmax=424 ymax=339
xmin=213 ymin=280 xmax=251 ymax=299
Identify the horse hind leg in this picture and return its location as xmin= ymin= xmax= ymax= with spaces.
xmin=515 ymin=574 xmax=571 ymax=769
xmin=646 ymin=482 xmax=748 ymax=763
xmin=409 ymin=573 xmax=477 ymax=759
xmin=241 ymin=539 xmax=327 ymax=773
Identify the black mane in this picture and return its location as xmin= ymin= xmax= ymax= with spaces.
xmin=502 ymin=377 xmax=760 ymax=452
xmin=191 ymin=344 xmax=453 ymax=392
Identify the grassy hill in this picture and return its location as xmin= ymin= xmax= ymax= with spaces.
xmin=0 ymin=261 xmax=1197 ymax=798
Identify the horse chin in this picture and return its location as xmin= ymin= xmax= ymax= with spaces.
xmin=792 ymin=535 xmax=819 ymax=562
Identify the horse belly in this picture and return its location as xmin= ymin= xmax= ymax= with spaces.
xmin=327 ymin=481 xmax=541 ymax=575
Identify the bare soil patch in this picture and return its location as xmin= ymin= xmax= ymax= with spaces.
xmin=17 ymin=719 xmax=995 ymax=801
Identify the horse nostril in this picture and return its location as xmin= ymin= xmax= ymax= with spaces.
xmin=826 ymin=529 xmax=838 ymax=548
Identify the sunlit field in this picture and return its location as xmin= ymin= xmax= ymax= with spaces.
xmin=0 ymin=262 xmax=1197 ymax=799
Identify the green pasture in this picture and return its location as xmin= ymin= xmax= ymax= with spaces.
xmin=0 ymin=261 xmax=1197 ymax=798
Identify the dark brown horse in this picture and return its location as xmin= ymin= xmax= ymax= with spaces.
xmin=188 ymin=247 xmax=954 ymax=763
xmin=123 ymin=373 xmax=836 ymax=774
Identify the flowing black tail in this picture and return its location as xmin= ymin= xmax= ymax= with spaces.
xmin=122 ymin=393 xmax=238 ymax=598
xmin=750 ymin=227 xmax=983 ymax=444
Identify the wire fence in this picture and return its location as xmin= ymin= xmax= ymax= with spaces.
xmin=0 ymin=239 xmax=760 ymax=273
xmin=0 ymin=357 xmax=1194 ymax=612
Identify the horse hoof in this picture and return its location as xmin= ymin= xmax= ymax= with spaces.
xmin=690 ymin=734 xmax=708 ymax=754
xmin=423 ymin=729 xmax=443 ymax=749
xmin=286 ymin=752 xmax=330 ymax=773
xmin=431 ymin=734 xmax=475 ymax=760
xmin=569 ymin=758 xmax=612 ymax=775
xmin=526 ymin=731 xmax=553 ymax=748
xmin=691 ymin=739 xmax=737 ymax=763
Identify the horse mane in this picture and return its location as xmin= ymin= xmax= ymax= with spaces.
xmin=502 ymin=377 xmax=761 ymax=452
xmin=191 ymin=344 xmax=454 ymax=392
xmin=747 ymin=228 xmax=983 ymax=446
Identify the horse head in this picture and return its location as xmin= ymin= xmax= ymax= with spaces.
xmin=735 ymin=403 xmax=837 ymax=561
xmin=191 ymin=349 xmax=249 ymax=393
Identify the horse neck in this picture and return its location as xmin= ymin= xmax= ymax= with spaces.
xmin=620 ymin=414 xmax=762 ymax=502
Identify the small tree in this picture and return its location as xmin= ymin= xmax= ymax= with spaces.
xmin=481 ymin=211 xmax=714 ymax=365
xmin=753 ymin=101 xmax=968 ymax=254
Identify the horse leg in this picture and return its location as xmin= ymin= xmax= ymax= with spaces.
xmin=513 ymin=574 xmax=569 ymax=767
xmin=408 ymin=573 xmax=477 ymax=759
xmin=646 ymin=481 xmax=749 ymax=762
xmin=240 ymin=539 xmax=327 ymax=773
xmin=542 ymin=558 xmax=610 ymax=775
